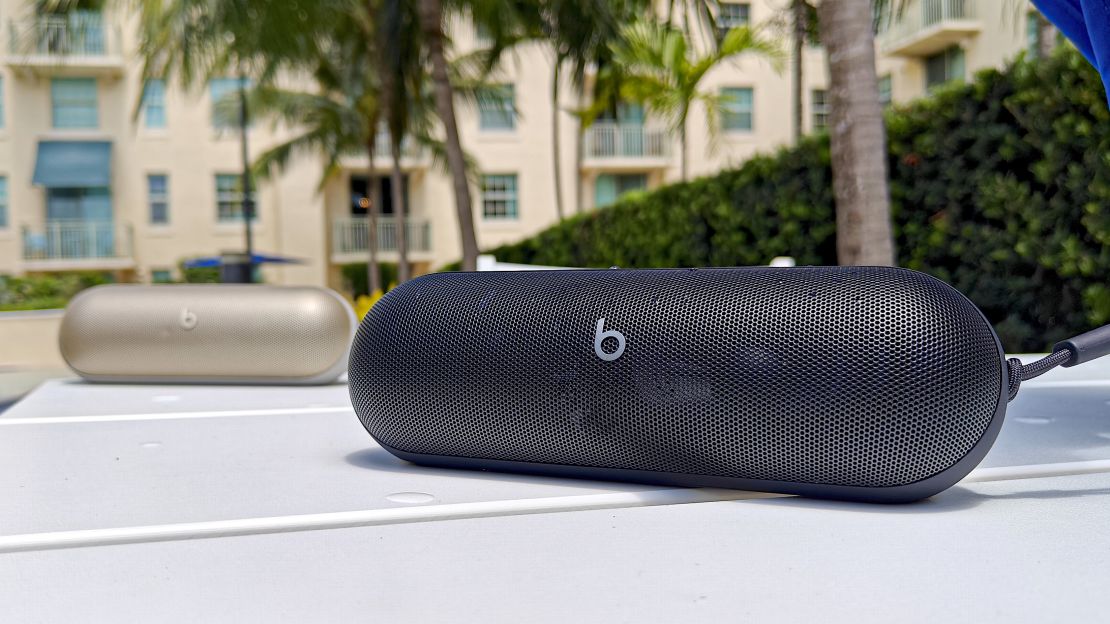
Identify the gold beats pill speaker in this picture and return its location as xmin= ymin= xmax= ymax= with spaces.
xmin=60 ymin=284 xmax=356 ymax=384
xmin=349 ymin=267 xmax=1008 ymax=503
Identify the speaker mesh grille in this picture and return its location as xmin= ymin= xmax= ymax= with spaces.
xmin=349 ymin=267 xmax=1002 ymax=488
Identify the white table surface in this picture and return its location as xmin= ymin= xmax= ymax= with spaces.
xmin=2 ymin=357 xmax=1109 ymax=623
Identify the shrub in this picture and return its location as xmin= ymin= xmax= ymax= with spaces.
xmin=339 ymin=262 xmax=399 ymax=298
xmin=178 ymin=261 xmax=221 ymax=284
xmin=483 ymin=47 xmax=1109 ymax=352
xmin=0 ymin=272 xmax=113 ymax=311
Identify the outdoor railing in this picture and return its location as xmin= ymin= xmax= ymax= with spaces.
xmin=372 ymin=132 xmax=425 ymax=160
xmin=7 ymin=13 xmax=121 ymax=57
xmin=584 ymin=123 xmax=671 ymax=159
xmin=922 ymin=0 xmax=971 ymax=26
xmin=332 ymin=216 xmax=432 ymax=256
xmin=22 ymin=221 xmax=133 ymax=262
xmin=878 ymin=0 xmax=976 ymax=50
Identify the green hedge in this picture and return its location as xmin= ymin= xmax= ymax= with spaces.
xmin=484 ymin=48 xmax=1109 ymax=352
xmin=340 ymin=262 xmax=399 ymax=298
xmin=178 ymin=261 xmax=221 ymax=284
xmin=0 ymin=272 xmax=113 ymax=311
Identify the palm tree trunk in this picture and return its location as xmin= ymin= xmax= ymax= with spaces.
xmin=816 ymin=0 xmax=895 ymax=266
xmin=418 ymin=0 xmax=480 ymax=271
xmin=574 ymin=85 xmax=584 ymax=214
xmin=390 ymin=142 xmax=410 ymax=283
xmin=551 ymin=61 xmax=565 ymax=220
xmin=792 ymin=0 xmax=805 ymax=143
xmin=365 ymin=138 xmax=381 ymax=295
xmin=679 ymin=123 xmax=688 ymax=181
xmin=238 ymin=76 xmax=255 ymax=283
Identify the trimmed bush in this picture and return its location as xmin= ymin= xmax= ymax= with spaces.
xmin=340 ymin=262 xmax=399 ymax=298
xmin=178 ymin=261 xmax=221 ymax=284
xmin=0 ymin=272 xmax=113 ymax=311
xmin=484 ymin=47 xmax=1109 ymax=352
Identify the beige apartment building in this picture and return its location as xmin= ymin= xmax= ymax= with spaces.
xmin=0 ymin=0 xmax=1038 ymax=294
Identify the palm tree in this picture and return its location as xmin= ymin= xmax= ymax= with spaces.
xmin=136 ymin=0 xmax=436 ymax=283
xmin=133 ymin=0 xmax=335 ymax=281
xmin=535 ymin=1 xmax=643 ymax=220
xmin=601 ymin=20 xmax=781 ymax=181
xmin=791 ymin=0 xmax=806 ymax=143
xmin=378 ymin=0 xmax=424 ymax=283
xmin=247 ymin=40 xmax=387 ymax=295
xmin=418 ymin=0 xmax=481 ymax=272
xmin=541 ymin=0 xmax=648 ymax=218
xmin=817 ymin=0 xmax=895 ymax=265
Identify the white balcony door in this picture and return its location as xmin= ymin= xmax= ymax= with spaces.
xmin=45 ymin=187 xmax=113 ymax=258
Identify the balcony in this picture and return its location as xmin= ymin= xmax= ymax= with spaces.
xmin=582 ymin=123 xmax=672 ymax=170
xmin=22 ymin=221 xmax=134 ymax=271
xmin=373 ymin=133 xmax=425 ymax=161
xmin=878 ymin=0 xmax=980 ymax=57
xmin=340 ymin=133 xmax=428 ymax=172
xmin=5 ymin=13 xmax=124 ymax=76
xmin=330 ymin=216 xmax=433 ymax=263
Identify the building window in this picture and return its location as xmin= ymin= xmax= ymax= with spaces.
xmin=142 ymin=79 xmax=166 ymax=128
xmin=215 ymin=174 xmax=256 ymax=222
xmin=0 ymin=176 xmax=7 ymax=229
xmin=478 ymin=84 xmax=515 ymax=131
xmin=718 ymin=2 xmax=750 ymax=37
xmin=148 ymin=174 xmax=169 ymax=225
xmin=878 ymin=75 xmax=893 ymax=106
xmin=210 ymin=77 xmax=249 ymax=129
xmin=51 ymin=78 xmax=98 ymax=129
xmin=925 ymin=46 xmax=965 ymax=90
xmin=811 ymin=89 xmax=829 ymax=130
xmin=151 ymin=269 xmax=173 ymax=283
xmin=595 ymin=173 xmax=647 ymax=208
xmin=721 ymin=87 xmax=754 ymax=132
xmin=481 ymin=174 xmax=518 ymax=219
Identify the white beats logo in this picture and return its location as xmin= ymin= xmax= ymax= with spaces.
xmin=594 ymin=318 xmax=626 ymax=362
xmin=179 ymin=308 xmax=198 ymax=331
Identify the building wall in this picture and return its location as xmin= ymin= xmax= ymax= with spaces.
xmin=0 ymin=0 xmax=1037 ymax=293
xmin=877 ymin=0 xmax=1033 ymax=103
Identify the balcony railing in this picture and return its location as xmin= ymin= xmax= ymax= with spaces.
xmin=22 ymin=221 xmax=133 ymax=263
xmin=6 ymin=13 xmax=123 ymax=72
xmin=584 ymin=123 xmax=670 ymax=160
xmin=878 ymin=0 xmax=979 ymax=57
xmin=332 ymin=216 xmax=432 ymax=257
xmin=373 ymin=132 xmax=425 ymax=160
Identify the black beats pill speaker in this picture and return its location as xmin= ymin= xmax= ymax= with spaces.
xmin=349 ymin=266 xmax=1011 ymax=503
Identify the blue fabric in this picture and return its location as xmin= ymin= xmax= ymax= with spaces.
xmin=32 ymin=141 xmax=111 ymax=188
xmin=183 ymin=254 xmax=302 ymax=268
xmin=1034 ymin=0 xmax=1110 ymax=100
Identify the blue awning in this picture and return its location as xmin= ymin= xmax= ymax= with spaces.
xmin=182 ymin=254 xmax=304 ymax=269
xmin=32 ymin=141 xmax=112 ymax=188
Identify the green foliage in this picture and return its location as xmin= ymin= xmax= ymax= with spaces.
xmin=484 ymin=47 xmax=1110 ymax=352
xmin=340 ymin=262 xmax=399 ymax=298
xmin=178 ymin=262 xmax=221 ymax=284
xmin=0 ymin=272 xmax=112 ymax=311
xmin=584 ymin=20 xmax=782 ymax=178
